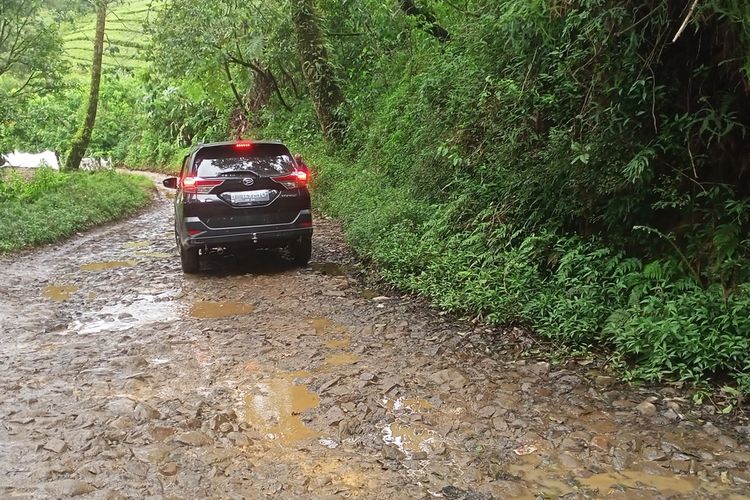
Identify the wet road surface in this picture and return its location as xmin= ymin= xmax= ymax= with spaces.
xmin=1 ymin=179 xmax=749 ymax=499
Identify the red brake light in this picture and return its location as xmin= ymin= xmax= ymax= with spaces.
xmin=271 ymin=170 xmax=308 ymax=189
xmin=182 ymin=176 xmax=224 ymax=194
xmin=234 ymin=141 xmax=253 ymax=150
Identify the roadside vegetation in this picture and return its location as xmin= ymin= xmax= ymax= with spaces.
xmin=1 ymin=1 xmax=156 ymax=252
xmin=2 ymin=0 xmax=750 ymax=397
xmin=0 ymin=168 xmax=153 ymax=253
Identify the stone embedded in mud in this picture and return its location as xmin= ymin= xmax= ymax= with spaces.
xmin=642 ymin=446 xmax=668 ymax=461
xmin=132 ymin=444 xmax=170 ymax=464
xmin=382 ymin=444 xmax=406 ymax=460
xmin=175 ymin=431 xmax=212 ymax=446
xmin=110 ymin=416 xmax=134 ymax=431
xmin=227 ymin=431 xmax=251 ymax=446
xmin=662 ymin=408 xmax=681 ymax=421
xmin=160 ymin=462 xmax=179 ymax=476
xmin=134 ymin=402 xmax=160 ymax=421
xmin=636 ymin=400 xmax=657 ymax=416
xmin=428 ymin=368 xmax=467 ymax=389
xmin=527 ymin=361 xmax=550 ymax=376
xmin=324 ymin=406 xmax=346 ymax=426
xmin=43 ymin=438 xmax=68 ymax=453
xmin=703 ymin=422 xmax=721 ymax=436
xmin=150 ymin=426 xmax=175 ymax=441
xmin=106 ymin=398 xmax=136 ymax=416
xmin=590 ymin=435 xmax=609 ymax=451
xmin=43 ymin=479 xmax=95 ymax=497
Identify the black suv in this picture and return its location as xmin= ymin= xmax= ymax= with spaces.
xmin=162 ymin=140 xmax=312 ymax=273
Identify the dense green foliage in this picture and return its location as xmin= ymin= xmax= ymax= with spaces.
xmin=269 ymin=0 xmax=750 ymax=392
xmin=3 ymin=0 xmax=750 ymax=392
xmin=0 ymin=168 xmax=153 ymax=252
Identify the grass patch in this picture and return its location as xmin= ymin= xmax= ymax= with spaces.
xmin=0 ymin=168 xmax=153 ymax=253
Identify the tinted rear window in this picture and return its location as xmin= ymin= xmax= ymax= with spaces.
xmin=194 ymin=144 xmax=294 ymax=177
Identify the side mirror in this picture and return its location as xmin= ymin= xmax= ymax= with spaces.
xmin=162 ymin=177 xmax=178 ymax=189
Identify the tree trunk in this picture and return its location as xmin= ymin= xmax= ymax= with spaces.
xmin=65 ymin=0 xmax=106 ymax=170
xmin=290 ymin=0 xmax=347 ymax=143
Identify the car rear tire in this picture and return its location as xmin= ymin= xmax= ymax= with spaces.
xmin=290 ymin=236 xmax=312 ymax=266
xmin=180 ymin=245 xmax=200 ymax=274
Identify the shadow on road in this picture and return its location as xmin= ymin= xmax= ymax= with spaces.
xmin=195 ymin=248 xmax=300 ymax=277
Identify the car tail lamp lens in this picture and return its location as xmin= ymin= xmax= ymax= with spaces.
xmin=187 ymin=229 xmax=204 ymax=236
xmin=182 ymin=177 xmax=224 ymax=194
xmin=234 ymin=141 xmax=253 ymax=150
xmin=271 ymin=171 xmax=308 ymax=189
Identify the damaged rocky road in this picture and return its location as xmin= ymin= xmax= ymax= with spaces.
xmin=1 ymin=182 xmax=749 ymax=499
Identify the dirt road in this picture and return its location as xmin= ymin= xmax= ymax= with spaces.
xmin=1 ymin=179 xmax=749 ymax=499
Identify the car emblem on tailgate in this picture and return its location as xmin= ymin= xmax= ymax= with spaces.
xmin=242 ymin=177 xmax=255 ymax=186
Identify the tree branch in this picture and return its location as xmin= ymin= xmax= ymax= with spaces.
xmin=223 ymin=59 xmax=248 ymax=115
xmin=672 ymin=0 xmax=700 ymax=43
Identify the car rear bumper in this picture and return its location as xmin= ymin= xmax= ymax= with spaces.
xmin=182 ymin=209 xmax=313 ymax=248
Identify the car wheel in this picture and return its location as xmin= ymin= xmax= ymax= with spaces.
xmin=290 ymin=236 xmax=312 ymax=266
xmin=180 ymin=244 xmax=200 ymax=274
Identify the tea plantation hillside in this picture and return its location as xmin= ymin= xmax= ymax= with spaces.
xmin=61 ymin=0 xmax=158 ymax=73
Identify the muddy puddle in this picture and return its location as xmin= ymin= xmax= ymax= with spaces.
xmin=138 ymin=251 xmax=173 ymax=258
xmin=42 ymin=284 xmax=79 ymax=301
xmin=309 ymin=261 xmax=351 ymax=276
xmin=125 ymin=240 xmax=151 ymax=248
xmin=324 ymin=338 xmax=351 ymax=348
xmin=242 ymin=377 xmax=320 ymax=446
xmin=190 ymin=301 xmax=253 ymax=318
xmin=325 ymin=352 xmax=359 ymax=366
xmin=508 ymin=454 xmax=739 ymax=498
xmin=80 ymin=260 xmax=135 ymax=271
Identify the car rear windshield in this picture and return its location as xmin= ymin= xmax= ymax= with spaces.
xmin=194 ymin=144 xmax=294 ymax=178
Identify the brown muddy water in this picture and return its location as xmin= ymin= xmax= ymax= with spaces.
xmin=0 ymin=177 xmax=748 ymax=498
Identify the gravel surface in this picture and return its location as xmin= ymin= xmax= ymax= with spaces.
xmin=1 ymin=176 xmax=749 ymax=499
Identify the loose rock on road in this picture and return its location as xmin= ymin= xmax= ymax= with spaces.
xmin=1 ymin=178 xmax=749 ymax=499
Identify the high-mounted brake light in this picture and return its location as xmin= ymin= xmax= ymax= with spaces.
xmin=234 ymin=140 xmax=254 ymax=150
xmin=271 ymin=170 xmax=308 ymax=189
xmin=182 ymin=176 xmax=224 ymax=194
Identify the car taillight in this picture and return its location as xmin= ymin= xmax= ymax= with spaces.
xmin=182 ymin=177 xmax=224 ymax=194
xmin=271 ymin=171 xmax=308 ymax=189
xmin=234 ymin=140 xmax=253 ymax=151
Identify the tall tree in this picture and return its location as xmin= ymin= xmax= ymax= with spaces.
xmin=290 ymin=0 xmax=347 ymax=143
xmin=0 ymin=0 xmax=64 ymax=101
xmin=64 ymin=0 xmax=106 ymax=170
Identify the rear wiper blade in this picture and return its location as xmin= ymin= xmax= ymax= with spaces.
xmin=216 ymin=170 xmax=254 ymax=177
